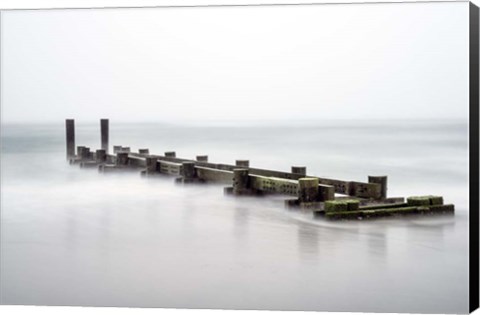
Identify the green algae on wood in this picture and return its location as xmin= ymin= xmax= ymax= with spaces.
xmin=325 ymin=206 xmax=419 ymax=220
xmin=360 ymin=202 xmax=408 ymax=210
xmin=325 ymin=204 xmax=454 ymax=220
xmin=346 ymin=200 xmax=360 ymax=211
xmin=407 ymin=195 xmax=444 ymax=206
xmin=325 ymin=200 xmax=348 ymax=212
xmin=429 ymin=196 xmax=444 ymax=205
xmin=325 ymin=199 xmax=360 ymax=212
xmin=407 ymin=196 xmax=431 ymax=206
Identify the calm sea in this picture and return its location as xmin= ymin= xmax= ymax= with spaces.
xmin=0 ymin=120 xmax=470 ymax=313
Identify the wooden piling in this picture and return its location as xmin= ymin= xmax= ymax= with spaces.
xmin=318 ymin=184 xmax=335 ymax=201
xmin=145 ymin=157 xmax=158 ymax=172
xmin=233 ymin=169 xmax=250 ymax=194
xmin=100 ymin=119 xmax=109 ymax=153
xmin=298 ymin=178 xmax=319 ymax=202
xmin=181 ymin=162 xmax=196 ymax=179
xmin=82 ymin=147 xmax=91 ymax=160
xmin=196 ymin=155 xmax=208 ymax=162
xmin=76 ymin=146 xmax=91 ymax=160
xmin=368 ymin=176 xmax=388 ymax=199
xmin=116 ymin=152 xmax=129 ymax=166
xmin=96 ymin=149 xmax=106 ymax=163
xmin=77 ymin=146 xmax=86 ymax=158
xmin=291 ymin=166 xmax=306 ymax=176
xmin=65 ymin=119 xmax=75 ymax=159
xmin=67 ymin=120 xmax=454 ymax=220
xmin=236 ymin=160 xmax=250 ymax=168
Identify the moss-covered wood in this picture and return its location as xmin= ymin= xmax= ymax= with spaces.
xmin=325 ymin=200 xmax=348 ymax=212
xmin=233 ymin=169 xmax=250 ymax=195
xmin=429 ymin=196 xmax=444 ymax=205
xmin=428 ymin=204 xmax=454 ymax=213
xmin=325 ymin=199 xmax=360 ymax=212
xmin=360 ymin=202 xmax=408 ymax=210
xmin=250 ymin=175 xmax=299 ymax=196
xmin=298 ymin=178 xmax=319 ymax=202
xmin=325 ymin=204 xmax=454 ymax=220
xmin=407 ymin=196 xmax=431 ymax=206
xmin=346 ymin=200 xmax=360 ymax=211
xmin=407 ymin=195 xmax=444 ymax=206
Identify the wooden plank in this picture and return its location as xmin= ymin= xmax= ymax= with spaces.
xmin=159 ymin=161 xmax=182 ymax=176
xmin=125 ymin=153 xmax=380 ymax=198
xmin=350 ymin=181 xmax=381 ymax=199
xmin=316 ymin=178 xmax=352 ymax=195
xmin=195 ymin=166 xmax=233 ymax=184
xmin=249 ymin=175 xmax=298 ymax=196
xmin=127 ymin=155 xmax=147 ymax=167
xmin=325 ymin=204 xmax=454 ymax=220
xmin=106 ymin=154 xmax=116 ymax=164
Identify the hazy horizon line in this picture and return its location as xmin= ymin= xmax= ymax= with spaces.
xmin=0 ymin=117 xmax=469 ymax=126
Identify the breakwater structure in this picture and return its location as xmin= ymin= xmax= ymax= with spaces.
xmin=66 ymin=119 xmax=455 ymax=220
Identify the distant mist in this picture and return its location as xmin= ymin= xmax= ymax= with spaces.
xmin=1 ymin=2 xmax=469 ymax=123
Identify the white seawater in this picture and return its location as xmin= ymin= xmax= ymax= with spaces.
xmin=0 ymin=120 xmax=470 ymax=313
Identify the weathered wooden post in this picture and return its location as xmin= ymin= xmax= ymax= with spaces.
xmin=65 ymin=119 xmax=75 ymax=159
xmin=100 ymin=119 xmax=109 ymax=153
xmin=236 ymin=160 xmax=249 ymax=168
xmin=96 ymin=149 xmax=106 ymax=163
xmin=233 ymin=169 xmax=250 ymax=194
xmin=139 ymin=149 xmax=149 ymax=154
xmin=145 ymin=157 xmax=158 ymax=172
xmin=196 ymin=155 xmax=208 ymax=162
xmin=181 ymin=162 xmax=196 ymax=180
xmin=368 ymin=176 xmax=388 ymax=199
xmin=116 ymin=152 xmax=129 ymax=166
xmin=318 ymin=184 xmax=335 ymax=201
xmin=82 ymin=147 xmax=91 ymax=160
xmin=77 ymin=146 xmax=86 ymax=158
xmin=165 ymin=151 xmax=176 ymax=158
xmin=291 ymin=166 xmax=306 ymax=176
xmin=298 ymin=178 xmax=319 ymax=202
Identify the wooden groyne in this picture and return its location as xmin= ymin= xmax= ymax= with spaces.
xmin=66 ymin=119 xmax=455 ymax=220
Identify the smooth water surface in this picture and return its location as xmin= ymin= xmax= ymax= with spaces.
xmin=0 ymin=120 xmax=470 ymax=313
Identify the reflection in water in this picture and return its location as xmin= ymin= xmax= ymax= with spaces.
xmin=0 ymin=121 xmax=470 ymax=313
xmin=66 ymin=208 xmax=78 ymax=253
xmin=366 ymin=230 xmax=387 ymax=265
xmin=233 ymin=205 xmax=250 ymax=242
xmin=297 ymin=224 xmax=319 ymax=263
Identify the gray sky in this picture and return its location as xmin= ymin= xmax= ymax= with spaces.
xmin=0 ymin=2 xmax=469 ymax=123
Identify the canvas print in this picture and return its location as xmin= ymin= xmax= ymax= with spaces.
xmin=0 ymin=1 xmax=478 ymax=314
